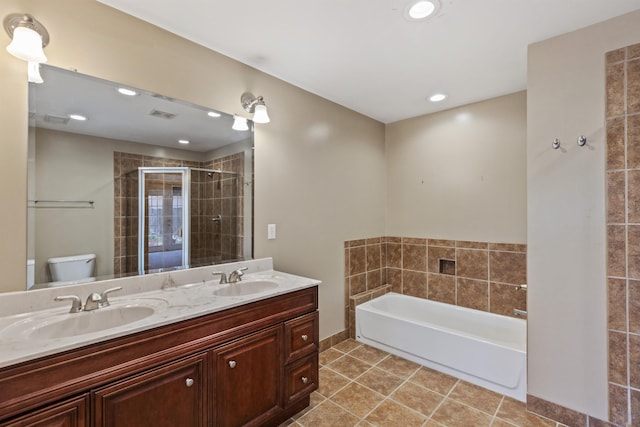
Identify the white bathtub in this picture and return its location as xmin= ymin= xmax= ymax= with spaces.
xmin=356 ymin=292 xmax=526 ymax=401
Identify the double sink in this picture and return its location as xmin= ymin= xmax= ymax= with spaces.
xmin=0 ymin=278 xmax=280 ymax=341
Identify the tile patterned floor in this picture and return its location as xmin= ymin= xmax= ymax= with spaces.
xmin=280 ymin=339 xmax=568 ymax=427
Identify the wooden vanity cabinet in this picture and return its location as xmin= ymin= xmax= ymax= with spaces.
xmin=0 ymin=286 xmax=318 ymax=427
xmin=93 ymin=353 xmax=208 ymax=427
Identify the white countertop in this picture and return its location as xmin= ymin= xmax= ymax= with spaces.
xmin=0 ymin=259 xmax=320 ymax=369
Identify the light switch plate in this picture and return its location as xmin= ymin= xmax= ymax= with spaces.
xmin=267 ymin=223 xmax=276 ymax=240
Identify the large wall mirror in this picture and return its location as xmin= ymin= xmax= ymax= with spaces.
xmin=27 ymin=65 xmax=254 ymax=290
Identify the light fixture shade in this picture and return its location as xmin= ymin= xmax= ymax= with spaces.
xmin=6 ymin=26 xmax=47 ymax=63
xmin=253 ymin=104 xmax=270 ymax=124
xmin=232 ymin=115 xmax=249 ymax=131
xmin=27 ymin=61 xmax=43 ymax=84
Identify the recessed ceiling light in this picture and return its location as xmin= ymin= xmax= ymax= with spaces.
xmin=429 ymin=93 xmax=447 ymax=102
xmin=68 ymin=114 xmax=87 ymax=121
xmin=178 ymin=139 xmax=190 ymax=145
xmin=207 ymin=111 xmax=221 ymax=118
xmin=405 ymin=0 xmax=439 ymax=21
xmin=117 ymin=87 xmax=137 ymax=96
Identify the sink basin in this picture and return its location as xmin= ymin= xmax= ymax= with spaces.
xmin=213 ymin=279 xmax=279 ymax=297
xmin=1 ymin=299 xmax=168 ymax=341
xmin=31 ymin=304 xmax=156 ymax=339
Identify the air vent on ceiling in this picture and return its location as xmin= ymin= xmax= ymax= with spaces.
xmin=44 ymin=114 xmax=70 ymax=124
xmin=149 ymin=109 xmax=176 ymax=119
xmin=151 ymin=94 xmax=175 ymax=102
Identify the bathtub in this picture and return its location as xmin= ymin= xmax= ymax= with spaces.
xmin=356 ymin=292 xmax=526 ymax=401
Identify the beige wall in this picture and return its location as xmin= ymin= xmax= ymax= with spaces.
xmin=527 ymin=10 xmax=640 ymax=419
xmin=0 ymin=0 xmax=387 ymax=340
xmin=385 ymin=92 xmax=527 ymax=243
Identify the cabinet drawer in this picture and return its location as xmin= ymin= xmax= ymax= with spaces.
xmin=284 ymin=354 xmax=318 ymax=405
xmin=1 ymin=395 xmax=89 ymax=427
xmin=284 ymin=311 xmax=318 ymax=363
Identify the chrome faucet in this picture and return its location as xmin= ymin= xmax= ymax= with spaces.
xmin=84 ymin=293 xmax=103 ymax=311
xmin=99 ymin=287 xmax=122 ymax=308
xmin=212 ymin=271 xmax=228 ymax=284
xmin=228 ymin=267 xmax=248 ymax=283
xmin=54 ymin=287 xmax=122 ymax=313
xmin=54 ymin=295 xmax=83 ymax=313
xmin=84 ymin=287 xmax=122 ymax=311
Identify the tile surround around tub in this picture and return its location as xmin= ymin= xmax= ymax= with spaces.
xmin=344 ymin=236 xmax=527 ymax=339
xmin=606 ymin=43 xmax=640 ymax=427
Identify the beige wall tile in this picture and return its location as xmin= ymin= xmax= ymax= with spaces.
xmin=630 ymin=334 xmax=640 ymax=388
xmin=387 ymin=268 xmax=402 ymax=293
xmin=608 ymin=171 xmax=626 ymax=224
xmin=629 ymin=115 xmax=640 ymax=169
xmin=488 ymin=243 xmax=526 ymax=252
xmin=608 ymin=278 xmax=628 ymax=332
xmin=386 ymin=243 xmax=402 ymax=268
xmin=428 ymin=274 xmax=456 ymax=304
xmin=606 ymin=48 xmax=625 ymax=64
xmin=607 ymin=225 xmax=626 ymax=278
xmin=489 ymin=251 xmax=526 ymax=284
xmin=366 ymin=244 xmax=381 ymax=271
xmin=527 ymin=395 xmax=588 ymax=427
xmin=456 ymin=240 xmax=488 ymax=249
xmin=457 ymin=278 xmax=489 ymax=311
xmin=608 ymin=383 xmax=628 ymax=427
xmin=428 ymin=239 xmax=455 ymax=247
xmin=403 ymin=244 xmax=427 ymax=272
xmin=631 ymin=388 xmax=640 ymax=426
xmin=490 ymin=283 xmax=526 ymax=317
xmin=350 ymin=246 xmax=366 ymax=275
xmin=629 ymin=226 xmax=640 ymax=279
xmin=608 ymin=331 xmax=628 ymax=385
xmin=606 ymin=63 xmax=625 ymax=118
xmin=427 ymin=246 xmax=456 ymax=274
xmin=403 ymin=270 xmax=427 ymax=298
xmin=629 ymin=59 xmax=640 ymax=114
xmin=456 ymin=249 xmax=488 ymax=280
xmin=350 ymin=273 xmax=367 ymax=296
xmin=630 ymin=280 xmax=640 ymax=334
xmin=629 ymin=44 xmax=640 ymax=60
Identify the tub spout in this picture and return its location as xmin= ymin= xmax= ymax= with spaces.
xmin=516 ymin=284 xmax=527 ymax=291
xmin=513 ymin=308 xmax=528 ymax=317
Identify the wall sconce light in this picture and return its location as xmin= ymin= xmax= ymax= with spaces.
xmin=241 ymin=92 xmax=270 ymax=124
xmin=4 ymin=14 xmax=49 ymax=63
xmin=232 ymin=115 xmax=249 ymax=131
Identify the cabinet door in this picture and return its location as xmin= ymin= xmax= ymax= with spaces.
xmin=93 ymin=353 xmax=207 ymax=427
xmin=213 ymin=325 xmax=282 ymax=427
xmin=1 ymin=395 xmax=88 ymax=427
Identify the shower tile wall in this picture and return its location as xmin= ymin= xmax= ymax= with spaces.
xmin=113 ymin=151 xmax=244 ymax=276
xmin=606 ymin=43 xmax=640 ymax=427
xmin=344 ymin=237 xmax=527 ymax=338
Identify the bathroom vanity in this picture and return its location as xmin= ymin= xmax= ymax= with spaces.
xmin=0 ymin=260 xmax=319 ymax=426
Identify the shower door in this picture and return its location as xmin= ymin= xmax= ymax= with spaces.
xmin=138 ymin=168 xmax=190 ymax=274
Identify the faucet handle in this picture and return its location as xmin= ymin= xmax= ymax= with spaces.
xmin=230 ymin=267 xmax=248 ymax=282
xmin=54 ymin=295 xmax=83 ymax=313
xmin=212 ymin=271 xmax=228 ymax=284
xmin=100 ymin=287 xmax=122 ymax=307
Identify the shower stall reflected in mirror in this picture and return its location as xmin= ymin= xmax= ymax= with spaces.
xmin=117 ymin=163 xmax=243 ymax=276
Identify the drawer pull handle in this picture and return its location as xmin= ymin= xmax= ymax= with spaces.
xmin=229 ymin=360 xmax=237 ymax=368
xmin=185 ymin=378 xmax=194 ymax=387
xmin=301 ymin=334 xmax=308 ymax=341
xmin=301 ymin=376 xmax=309 ymax=384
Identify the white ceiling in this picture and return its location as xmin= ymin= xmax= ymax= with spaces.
xmin=97 ymin=0 xmax=640 ymax=123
